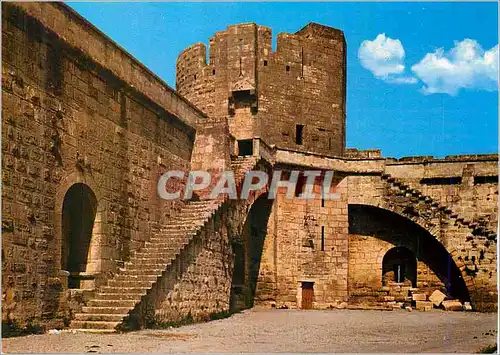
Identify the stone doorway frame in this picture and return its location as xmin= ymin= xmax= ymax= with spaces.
xmin=55 ymin=172 xmax=105 ymax=290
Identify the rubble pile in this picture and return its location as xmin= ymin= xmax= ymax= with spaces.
xmin=379 ymin=287 xmax=472 ymax=312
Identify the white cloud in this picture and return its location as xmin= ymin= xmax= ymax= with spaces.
xmin=358 ymin=34 xmax=417 ymax=85
xmin=385 ymin=76 xmax=418 ymax=84
xmin=358 ymin=34 xmax=406 ymax=78
xmin=411 ymin=39 xmax=499 ymax=95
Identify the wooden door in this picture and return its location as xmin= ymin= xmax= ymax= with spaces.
xmin=301 ymin=282 xmax=314 ymax=309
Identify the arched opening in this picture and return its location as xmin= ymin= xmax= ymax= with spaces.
xmin=348 ymin=204 xmax=470 ymax=303
xmin=382 ymin=247 xmax=417 ymax=287
xmin=230 ymin=195 xmax=273 ymax=312
xmin=61 ymin=183 xmax=97 ymax=289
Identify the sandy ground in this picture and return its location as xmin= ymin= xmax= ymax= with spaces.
xmin=2 ymin=308 xmax=497 ymax=353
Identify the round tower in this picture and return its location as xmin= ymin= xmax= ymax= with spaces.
xmin=176 ymin=22 xmax=346 ymax=156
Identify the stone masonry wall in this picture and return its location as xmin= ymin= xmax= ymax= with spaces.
xmin=261 ymin=175 xmax=349 ymax=308
xmin=176 ymin=23 xmax=346 ymax=156
xmin=347 ymin=170 xmax=497 ymax=311
xmin=348 ymin=206 xmax=449 ymax=302
xmin=127 ymin=205 xmax=234 ymax=328
xmin=2 ymin=2 xmax=199 ymax=326
xmin=386 ymin=157 xmax=498 ymax=233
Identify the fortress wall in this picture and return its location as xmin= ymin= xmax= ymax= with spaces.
xmin=259 ymin=26 xmax=346 ymax=155
xmin=176 ymin=23 xmax=346 ymax=156
xmin=268 ymin=177 xmax=350 ymax=308
xmin=2 ymin=2 xmax=200 ymax=325
xmin=176 ymin=43 xmax=216 ymax=117
xmin=386 ymin=158 xmax=498 ymax=233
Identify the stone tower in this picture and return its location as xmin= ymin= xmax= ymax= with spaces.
xmin=176 ymin=22 xmax=346 ymax=156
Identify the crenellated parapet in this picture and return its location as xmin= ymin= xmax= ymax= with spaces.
xmin=176 ymin=22 xmax=346 ymax=156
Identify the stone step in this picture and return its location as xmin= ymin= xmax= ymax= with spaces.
xmin=87 ymin=299 xmax=138 ymax=308
xmin=161 ymin=224 xmax=199 ymax=231
xmin=162 ymin=224 xmax=204 ymax=231
xmin=127 ymin=257 xmax=172 ymax=265
xmin=145 ymin=237 xmax=190 ymax=245
xmin=70 ymin=320 xmax=120 ymax=330
xmin=74 ymin=313 xmax=127 ymax=322
xmin=181 ymin=204 xmax=217 ymax=210
xmin=96 ymin=292 xmax=147 ymax=300
xmin=131 ymin=251 xmax=176 ymax=260
xmin=71 ymin=328 xmax=118 ymax=334
xmin=175 ymin=214 xmax=213 ymax=221
xmin=133 ymin=246 xmax=178 ymax=253
xmin=119 ymin=268 xmax=164 ymax=276
xmin=81 ymin=306 xmax=132 ymax=315
xmin=100 ymin=286 xmax=150 ymax=294
xmin=147 ymin=236 xmax=194 ymax=244
xmin=184 ymin=201 xmax=217 ymax=206
xmin=113 ymin=274 xmax=159 ymax=283
xmin=141 ymin=242 xmax=186 ymax=251
xmin=107 ymin=279 xmax=155 ymax=288
xmin=176 ymin=215 xmax=213 ymax=222
xmin=125 ymin=262 xmax=172 ymax=270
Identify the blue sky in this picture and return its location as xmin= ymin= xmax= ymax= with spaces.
xmin=68 ymin=2 xmax=498 ymax=158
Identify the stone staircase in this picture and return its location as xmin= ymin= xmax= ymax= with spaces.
xmin=381 ymin=173 xmax=497 ymax=241
xmin=70 ymin=155 xmax=259 ymax=332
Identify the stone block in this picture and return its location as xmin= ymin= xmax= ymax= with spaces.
xmin=412 ymin=293 xmax=427 ymax=301
xmin=384 ymin=296 xmax=395 ymax=302
xmin=336 ymin=302 xmax=348 ymax=309
xmin=415 ymin=300 xmax=433 ymax=311
xmin=429 ymin=290 xmax=447 ymax=307
xmin=442 ymin=300 xmax=462 ymax=311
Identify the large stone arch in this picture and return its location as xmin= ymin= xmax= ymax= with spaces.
xmin=226 ymin=160 xmax=276 ymax=311
xmin=55 ymin=171 xmax=106 ymax=289
xmin=348 ymin=201 xmax=475 ymax=303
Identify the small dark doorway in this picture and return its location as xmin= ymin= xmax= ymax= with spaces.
xmin=382 ymin=247 xmax=417 ymax=287
xmin=61 ymin=183 xmax=97 ymax=288
xmin=301 ymin=282 xmax=314 ymax=309
xmin=295 ymin=124 xmax=304 ymax=145
xmin=238 ymin=139 xmax=253 ymax=156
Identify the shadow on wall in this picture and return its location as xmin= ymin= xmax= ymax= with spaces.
xmin=230 ymin=195 xmax=273 ymax=312
xmin=348 ymin=204 xmax=470 ymax=302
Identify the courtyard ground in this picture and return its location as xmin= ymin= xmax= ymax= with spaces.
xmin=2 ymin=308 xmax=497 ymax=353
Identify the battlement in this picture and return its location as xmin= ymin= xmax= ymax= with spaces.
xmin=344 ymin=148 xmax=382 ymax=159
xmin=295 ymin=22 xmax=345 ymax=41
xmin=386 ymin=154 xmax=498 ymax=165
xmin=176 ymin=22 xmax=346 ymax=157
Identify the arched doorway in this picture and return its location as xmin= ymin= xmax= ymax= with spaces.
xmin=348 ymin=204 xmax=470 ymax=303
xmin=61 ymin=183 xmax=97 ymax=289
xmin=382 ymin=247 xmax=417 ymax=287
xmin=230 ymin=195 xmax=273 ymax=312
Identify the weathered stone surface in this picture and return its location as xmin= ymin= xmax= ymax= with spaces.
xmin=415 ymin=301 xmax=433 ymax=311
xmin=412 ymin=294 xmax=427 ymax=302
xmin=177 ymin=24 xmax=346 ymax=157
xmin=429 ymin=290 xmax=447 ymax=307
xmin=442 ymin=300 xmax=463 ymax=311
xmin=1 ymin=1 xmax=497 ymax=332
